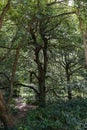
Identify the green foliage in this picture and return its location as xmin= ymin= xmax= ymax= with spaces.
xmin=18 ymin=98 xmax=87 ymax=130
xmin=0 ymin=0 xmax=87 ymax=130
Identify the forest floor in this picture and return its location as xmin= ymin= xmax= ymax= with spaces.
xmin=12 ymin=97 xmax=37 ymax=124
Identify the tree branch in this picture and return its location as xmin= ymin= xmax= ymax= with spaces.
xmin=70 ymin=66 xmax=83 ymax=75
xmin=0 ymin=0 xmax=11 ymax=29
xmin=47 ymin=0 xmax=64 ymax=6
xmin=15 ymin=83 xmax=39 ymax=95
xmin=0 ymin=45 xmax=17 ymax=50
xmin=0 ymin=31 xmax=18 ymax=61
xmin=30 ymin=71 xmax=38 ymax=83
xmin=44 ymin=11 xmax=76 ymax=20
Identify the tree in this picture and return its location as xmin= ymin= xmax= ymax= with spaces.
xmin=0 ymin=0 xmax=15 ymax=129
xmin=74 ymin=0 xmax=87 ymax=67
xmin=0 ymin=0 xmax=86 ymax=110
xmin=46 ymin=11 xmax=84 ymax=99
xmin=7 ymin=0 xmax=77 ymax=106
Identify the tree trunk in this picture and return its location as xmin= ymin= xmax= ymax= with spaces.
xmin=0 ymin=1 xmax=15 ymax=128
xmin=0 ymin=91 xmax=15 ymax=129
xmin=9 ymin=45 xmax=21 ymax=99
xmin=66 ymin=65 xmax=72 ymax=100
xmin=34 ymin=47 xmax=47 ymax=107
xmin=82 ymin=32 xmax=87 ymax=68
xmin=67 ymin=83 xmax=72 ymax=100
xmin=77 ymin=13 xmax=87 ymax=68
xmin=38 ymin=76 xmax=46 ymax=107
xmin=29 ymin=24 xmax=48 ymax=107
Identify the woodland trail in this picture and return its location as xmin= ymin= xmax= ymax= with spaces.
xmin=13 ymin=97 xmax=37 ymax=124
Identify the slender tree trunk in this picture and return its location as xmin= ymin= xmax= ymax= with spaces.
xmin=9 ymin=45 xmax=21 ymax=99
xmin=77 ymin=12 xmax=87 ymax=68
xmin=82 ymin=31 xmax=87 ymax=68
xmin=66 ymin=66 xmax=72 ymax=99
xmin=67 ymin=75 xmax=72 ymax=100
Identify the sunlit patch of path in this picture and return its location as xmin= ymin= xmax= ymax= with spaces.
xmin=13 ymin=97 xmax=37 ymax=120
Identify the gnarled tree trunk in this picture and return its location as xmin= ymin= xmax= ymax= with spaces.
xmin=0 ymin=91 xmax=15 ymax=129
xmin=29 ymin=24 xmax=48 ymax=107
xmin=0 ymin=1 xmax=15 ymax=129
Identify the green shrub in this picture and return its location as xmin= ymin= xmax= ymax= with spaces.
xmin=18 ymin=98 xmax=87 ymax=130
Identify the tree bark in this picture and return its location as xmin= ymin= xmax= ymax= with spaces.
xmin=38 ymin=70 xmax=46 ymax=107
xmin=66 ymin=64 xmax=72 ymax=100
xmin=9 ymin=45 xmax=21 ymax=99
xmin=82 ymin=31 xmax=87 ymax=68
xmin=77 ymin=9 xmax=87 ymax=68
xmin=0 ymin=91 xmax=15 ymax=129
xmin=0 ymin=1 xmax=15 ymax=128
xmin=29 ymin=22 xmax=48 ymax=107
xmin=34 ymin=47 xmax=46 ymax=107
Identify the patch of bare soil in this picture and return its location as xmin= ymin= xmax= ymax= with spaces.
xmin=13 ymin=97 xmax=37 ymax=124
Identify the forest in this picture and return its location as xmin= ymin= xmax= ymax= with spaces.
xmin=0 ymin=0 xmax=87 ymax=130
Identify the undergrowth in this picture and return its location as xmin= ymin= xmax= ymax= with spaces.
xmin=18 ymin=97 xmax=87 ymax=130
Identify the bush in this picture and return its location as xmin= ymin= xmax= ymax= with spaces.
xmin=18 ymin=98 xmax=87 ymax=130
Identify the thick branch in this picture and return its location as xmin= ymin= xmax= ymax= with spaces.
xmin=15 ymin=83 xmax=39 ymax=95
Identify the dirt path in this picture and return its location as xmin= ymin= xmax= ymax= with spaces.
xmin=13 ymin=97 xmax=37 ymax=123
